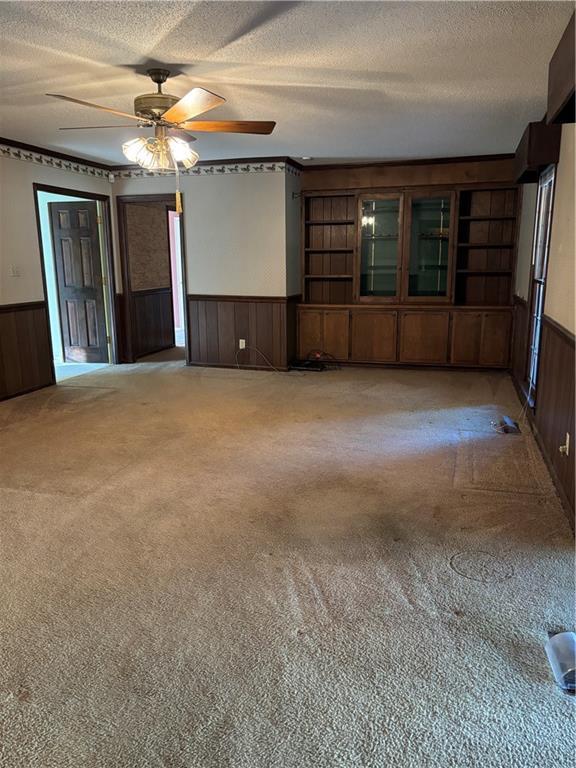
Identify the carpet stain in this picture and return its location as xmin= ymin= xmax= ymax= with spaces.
xmin=449 ymin=550 xmax=515 ymax=584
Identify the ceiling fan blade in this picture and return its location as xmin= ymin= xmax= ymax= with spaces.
xmin=46 ymin=94 xmax=142 ymax=121
xmin=59 ymin=125 xmax=145 ymax=130
xmin=178 ymin=120 xmax=276 ymax=134
xmin=162 ymin=87 xmax=225 ymax=124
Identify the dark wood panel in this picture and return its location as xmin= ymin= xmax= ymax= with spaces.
xmin=0 ymin=302 xmax=54 ymax=400
xmin=547 ymin=12 xmax=575 ymax=124
xmin=511 ymin=296 xmax=529 ymax=388
xmin=451 ymin=312 xmax=482 ymax=365
xmin=302 ymin=158 xmax=516 ymax=192
xmin=131 ymin=288 xmax=174 ymax=359
xmin=479 ymin=311 xmax=512 ymax=367
xmin=323 ymin=311 xmax=349 ymax=360
xmin=350 ymin=311 xmax=397 ymax=362
xmin=514 ymin=122 xmax=562 ymax=183
xmin=399 ymin=312 xmax=450 ymax=364
xmin=298 ymin=310 xmax=323 ymax=359
xmin=534 ymin=316 xmax=575 ymax=515
xmin=187 ymin=295 xmax=292 ymax=370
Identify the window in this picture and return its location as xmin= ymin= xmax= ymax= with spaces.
xmin=526 ymin=165 xmax=556 ymax=403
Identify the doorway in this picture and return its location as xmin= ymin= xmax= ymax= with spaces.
xmin=116 ymin=195 xmax=187 ymax=364
xmin=34 ymin=185 xmax=116 ymax=382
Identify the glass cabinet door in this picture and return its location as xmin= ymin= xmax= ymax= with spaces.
xmin=359 ymin=197 xmax=401 ymax=299
xmin=406 ymin=194 xmax=453 ymax=299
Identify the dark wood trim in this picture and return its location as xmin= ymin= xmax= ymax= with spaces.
xmin=131 ymin=286 xmax=173 ymax=297
xmin=542 ymin=313 xmax=576 ymax=345
xmin=302 ymin=153 xmax=515 ymax=172
xmin=110 ymin=156 xmax=304 ymax=172
xmin=116 ymin=194 xmax=184 ymax=363
xmin=301 ymin=158 xmax=517 ymax=192
xmin=0 ymin=137 xmax=114 ymax=171
xmin=187 ymin=293 xmax=297 ymax=304
xmin=514 ymin=122 xmax=562 ymax=183
xmin=32 ymin=182 xmax=111 ymax=202
xmin=0 ymin=301 xmax=46 ymax=312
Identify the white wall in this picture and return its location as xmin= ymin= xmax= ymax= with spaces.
xmin=0 ymin=155 xmax=299 ymax=307
xmin=514 ymin=183 xmax=537 ymax=301
xmin=0 ymin=156 xmax=111 ymax=304
xmin=113 ymin=170 xmax=289 ymax=297
xmin=545 ymin=124 xmax=575 ymax=334
xmin=285 ymin=171 xmax=302 ymax=296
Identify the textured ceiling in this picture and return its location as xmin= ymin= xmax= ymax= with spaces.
xmin=0 ymin=1 xmax=573 ymax=165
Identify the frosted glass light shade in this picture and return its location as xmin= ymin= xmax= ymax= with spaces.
xmin=167 ymin=136 xmax=199 ymax=168
xmin=122 ymin=135 xmax=199 ymax=171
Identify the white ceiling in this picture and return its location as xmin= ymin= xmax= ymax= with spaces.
xmin=0 ymin=1 xmax=573 ymax=165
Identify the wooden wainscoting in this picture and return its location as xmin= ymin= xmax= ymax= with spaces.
xmin=131 ymin=287 xmax=174 ymax=360
xmin=187 ymin=295 xmax=299 ymax=370
xmin=0 ymin=302 xmax=54 ymax=400
xmin=511 ymin=295 xmax=530 ymax=391
xmin=534 ymin=316 xmax=575 ymax=516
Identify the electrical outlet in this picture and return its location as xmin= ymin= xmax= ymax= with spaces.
xmin=238 ymin=339 xmax=246 ymax=350
xmin=559 ymin=433 xmax=570 ymax=456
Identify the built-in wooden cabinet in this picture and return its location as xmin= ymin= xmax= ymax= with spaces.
xmin=298 ymin=309 xmax=349 ymax=361
xmin=298 ymin=177 xmax=519 ymax=370
xmin=451 ymin=311 xmax=512 ymax=367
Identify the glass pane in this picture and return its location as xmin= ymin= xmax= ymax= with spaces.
xmin=360 ymin=198 xmax=400 ymax=297
xmin=408 ymin=196 xmax=451 ymax=297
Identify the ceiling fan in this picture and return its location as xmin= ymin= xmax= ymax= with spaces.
xmin=47 ymin=68 xmax=276 ymax=172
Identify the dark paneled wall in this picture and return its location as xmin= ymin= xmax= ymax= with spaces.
xmin=0 ymin=302 xmax=54 ymax=400
xmin=187 ymin=295 xmax=299 ymax=370
xmin=511 ymin=296 xmax=529 ymax=391
xmin=131 ymin=288 xmax=174 ymax=360
xmin=512 ymin=303 xmax=575 ymax=518
xmin=534 ymin=317 xmax=575 ymax=514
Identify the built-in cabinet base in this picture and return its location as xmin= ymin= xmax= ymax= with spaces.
xmin=298 ymin=305 xmax=512 ymax=368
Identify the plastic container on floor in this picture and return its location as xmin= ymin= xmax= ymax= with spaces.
xmin=545 ymin=631 xmax=576 ymax=693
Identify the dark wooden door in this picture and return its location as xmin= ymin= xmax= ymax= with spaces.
xmin=49 ymin=201 xmax=108 ymax=363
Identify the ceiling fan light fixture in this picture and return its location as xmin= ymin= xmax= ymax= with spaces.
xmin=122 ymin=135 xmax=198 ymax=171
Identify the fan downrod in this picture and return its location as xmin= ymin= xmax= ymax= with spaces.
xmin=147 ymin=68 xmax=171 ymax=92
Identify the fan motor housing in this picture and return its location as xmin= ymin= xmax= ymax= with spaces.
xmin=134 ymin=92 xmax=179 ymax=120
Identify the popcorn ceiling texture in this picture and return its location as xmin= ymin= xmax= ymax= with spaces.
xmin=0 ymin=1 xmax=573 ymax=163
xmin=0 ymin=364 xmax=573 ymax=767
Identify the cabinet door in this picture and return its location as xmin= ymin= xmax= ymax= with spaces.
xmin=479 ymin=312 xmax=512 ymax=367
xmin=402 ymin=192 xmax=455 ymax=302
xmin=399 ymin=312 xmax=450 ymax=363
xmin=451 ymin=313 xmax=482 ymax=365
xmin=358 ymin=195 xmax=402 ymax=301
xmin=350 ymin=311 xmax=397 ymax=362
xmin=298 ymin=310 xmax=323 ymax=359
xmin=323 ymin=311 xmax=349 ymax=361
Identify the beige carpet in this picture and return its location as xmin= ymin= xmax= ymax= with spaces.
xmin=0 ymin=364 xmax=573 ymax=767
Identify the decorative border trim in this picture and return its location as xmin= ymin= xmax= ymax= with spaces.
xmin=114 ymin=161 xmax=299 ymax=179
xmin=0 ymin=141 xmax=300 ymax=179
xmin=0 ymin=142 xmax=110 ymax=179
